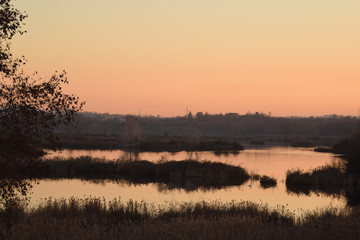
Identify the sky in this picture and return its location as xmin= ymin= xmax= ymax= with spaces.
xmin=11 ymin=0 xmax=360 ymax=117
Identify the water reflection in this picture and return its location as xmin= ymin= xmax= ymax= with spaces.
xmin=119 ymin=151 xmax=140 ymax=161
xmin=79 ymin=178 xmax=240 ymax=193
xmin=35 ymin=173 xmax=249 ymax=193
xmin=45 ymin=147 xmax=339 ymax=180
xmin=29 ymin=178 xmax=347 ymax=215
xmin=286 ymin=183 xmax=360 ymax=207
xmin=27 ymin=147 xmax=356 ymax=214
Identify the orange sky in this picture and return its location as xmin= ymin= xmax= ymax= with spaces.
xmin=11 ymin=0 xmax=360 ymax=117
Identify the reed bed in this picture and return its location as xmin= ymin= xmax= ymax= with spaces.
xmin=34 ymin=156 xmax=251 ymax=186
xmin=286 ymin=164 xmax=360 ymax=195
xmin=31 ymin=156 xmax=277 ymax=191
xmin=1 ymin=198 xmax=360 ymax=240
xmin=1 ymin=156 xmax=276 ymax=196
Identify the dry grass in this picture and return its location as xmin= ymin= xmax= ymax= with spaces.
xmin=1 ymin=198 xmax=360 ymax=240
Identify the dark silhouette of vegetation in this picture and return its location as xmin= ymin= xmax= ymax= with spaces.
xmin=332 ymin=127 xmax=360 ymax=158
xmin=0 ymin=0 xmax=27 ymax=75
xmin=138 ymin=138 xmax=244 ymax=152
xmin=290 ymin=141 xmax=315 ymax=147
xmin=313 ymin=125 xmax=360 ymax=173
xmin=331 ymin=127 xmax=360 ymax=174
xmin=2 ymin=197 xmax=360 ymax=240
xmin=59 ymin=112 xmax=358 ymax=139
xmin=0 ymin=177 xmax=32 ymax=210
xmin=56 ymin=134 xmax=244 ymax=152
xmin=0 ymin=1 xmax=84 ymax=167
xmin=53 ymin=112 xmax=357 ymax=150
xmin=29 ymin=157 xmax=253 ymax=191
xmin=55 ymin=133 xmax=120 ymax=150
xmin=249 ymin=139 xmax=265 ymax=145
xmin=286 ymin=164 xmax=360 ymax=206
xmin=0 ymin=72 xmax=84 ymax=163
xmin=286 ymin=124 xmax=360 ymax=203
xmin=286 ymin=166 xmax=347 ymax=194
xmin=259 ymin=175 xmax=277 ymax=189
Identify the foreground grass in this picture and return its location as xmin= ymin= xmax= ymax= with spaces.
xmin=1 ymin=198 xmax=360 ymax=240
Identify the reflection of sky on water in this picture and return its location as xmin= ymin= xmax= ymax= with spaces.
xmin=35 ymin=147 xmax=346 ymax=215
xmin=45 ymin=147 xmax=340 ymax=181
xmin=30 ymin=179 xmax=346 ymax=216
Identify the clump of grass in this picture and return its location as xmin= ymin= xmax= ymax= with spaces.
xmin=286 ymin=165 xmax=346 ymax=187
xmin=286 ymin=169 xmax=312 ymax=188
xmin=250 ymin=174 xmax=277 ymax=189
xmin=260 ymin=176 xmax=277 ymax=188
xmin=286 ymin=164 xmax=359 ymax=195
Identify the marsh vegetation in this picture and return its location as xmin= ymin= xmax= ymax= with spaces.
xmin=1 ymin=198 xmax=360 ymax=240
xmin=2 ymin=156 xmax=278 ymax=192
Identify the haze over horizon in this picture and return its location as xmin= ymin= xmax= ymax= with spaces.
xmin=11 ymin=0 xmax=360 ymax=117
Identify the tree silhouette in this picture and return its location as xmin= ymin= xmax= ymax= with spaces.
xmin=0 ymin=1 xmax=84 ymax=166
xmin=0 ymin=0 xmax=27 ymax=75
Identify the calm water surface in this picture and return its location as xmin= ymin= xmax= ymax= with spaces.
xmin=45 ymin=147 xmax=339 ymax=179
xmin=32 ymin=147 xmax=346 ymax=214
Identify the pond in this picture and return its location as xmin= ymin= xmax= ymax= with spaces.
xmin=29 ymin=147 xmax=347 ymax=215
xmin=44 ymin=147 xmax=339 ymax=179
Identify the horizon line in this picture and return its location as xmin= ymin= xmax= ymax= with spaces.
xmin=79 ymin=111 xmax=360 ymax=119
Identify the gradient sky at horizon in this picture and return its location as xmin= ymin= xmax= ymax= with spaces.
xmin=11 ymin=0 xmax=360 ymax=117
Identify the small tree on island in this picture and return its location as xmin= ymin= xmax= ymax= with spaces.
xmin=0 ymin=0 xmax=84 ymax=167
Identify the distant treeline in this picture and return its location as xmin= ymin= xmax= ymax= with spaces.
xmin=56 ymin=112 xmax=359 ymax=138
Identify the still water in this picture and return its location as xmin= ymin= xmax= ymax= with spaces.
xmin=32 ymin=147 xmax=346 ymax=214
